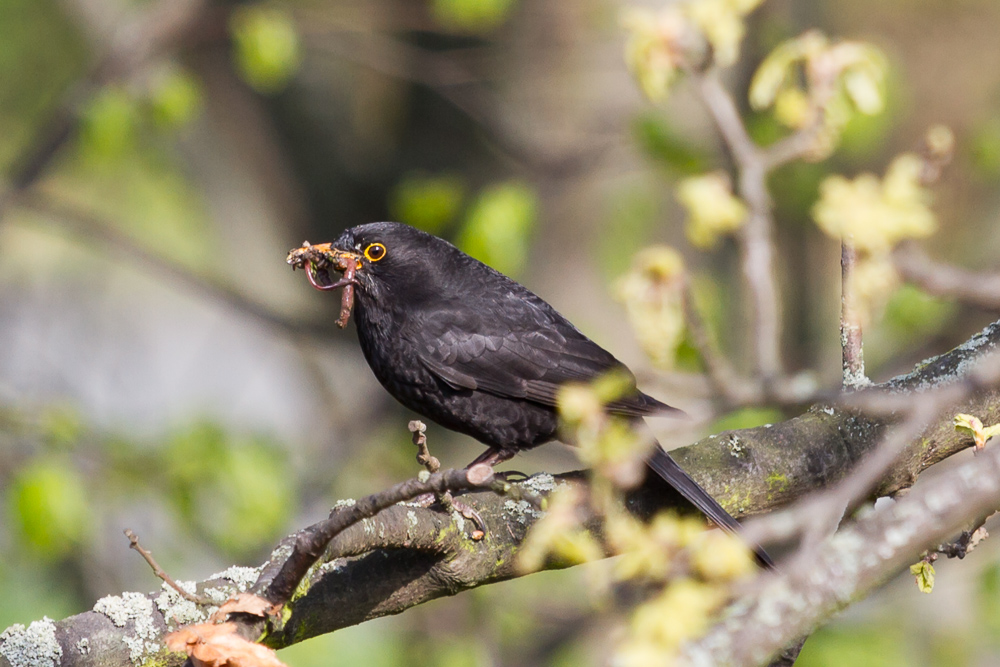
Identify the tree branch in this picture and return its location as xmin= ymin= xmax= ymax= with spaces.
xmin=894 ymin=241 xmax=1000 ymax=311
xmin=682 ymin=430 xmax=1000 ymax=666
xmin=5 ymin=319 xmax=1000 ymax=667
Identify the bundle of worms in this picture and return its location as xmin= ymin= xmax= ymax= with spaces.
xmin=286 ymin=242 xmax=359 ymax=328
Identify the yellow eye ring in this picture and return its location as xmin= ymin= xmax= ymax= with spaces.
xmin=364 ymin=242 xmax=386 ymax=262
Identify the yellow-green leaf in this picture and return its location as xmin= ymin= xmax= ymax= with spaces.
xmin=230 ymin=6 xmax=302 ymax=93
xmin=910 ymin=561 xmax=935 ymax=594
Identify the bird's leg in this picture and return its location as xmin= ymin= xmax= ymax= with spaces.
xmin=467 ymin=447 xmax=515 ymax=468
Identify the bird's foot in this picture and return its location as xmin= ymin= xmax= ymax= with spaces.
xmin=493 ymin=469 xmax=530 ymax=482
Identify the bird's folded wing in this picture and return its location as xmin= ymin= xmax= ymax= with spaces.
xmin=411 ymin=305 xmax=661 ymax=416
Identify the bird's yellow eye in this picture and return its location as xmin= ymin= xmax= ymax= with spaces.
xmin=364 ymin=242 xmax=386 ymax=262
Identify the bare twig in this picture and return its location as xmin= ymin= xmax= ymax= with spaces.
xmin=682 ymin=280 xmax=760 ymax=406
xmin=894 ymin=242 xmax=1000 ymax=311
xmin=934 ymin=518 xmax=990 ymax=560
xmin=691 ymin=70 xmax=783 ymax=380
xmin=840 ymin=241 xmax=868 ymax=388
xmin=259 ymin=465 xmax=497 ymax=606
xmin=124 ymin=529 xmax=212 ymax=605
xmin=17 ymin=194 xmax=337 ymax=339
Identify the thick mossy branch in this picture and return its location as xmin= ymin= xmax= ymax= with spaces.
xmin=673 ymin=319 xmax=1000 ymax=514
xmin=4 ymin=321 xmax=999 ymax=667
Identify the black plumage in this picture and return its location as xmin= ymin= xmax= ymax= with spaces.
xmin=292 ymin=221 xmax=770 ymax=566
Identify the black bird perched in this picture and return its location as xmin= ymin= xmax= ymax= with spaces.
xmin=288 ymin=221 xmax=771 ymax=566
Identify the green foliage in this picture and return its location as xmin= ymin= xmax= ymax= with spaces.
xmin=599 ymin=180 xmax=660 ymax=279
xmin=80 ymin=86 xmax=142 ymax=160
xmin=164 ymin=423 xmax=294 ymax=555
xmin=881 ymin=284 xmax=956 ymax=341
xmin=909 ymin=560 xmax=935 ymax=593
xmin=797 ymin=623 xmax=909 ymax=667
xmin=615 ymin=246 xmax=686 ymax=367
xmin=149 ymin=67 xmax=203 ymax=128
xmin=970 ymin=117 xmax=1000 ymax=180
xmin=709 ymin=406 xmax=783 ymax=433
xmin=229 ymin=6 xmax=302 ymax=93
xmin=0 ymin=0 xmax=87 ymax=165
xmin=456 ymin=182 xmax=537 ymax=278
xmin=431 ymin=0 xmax=519 ymax=33
xmin=0 ymin=559 xmax=80 ymax=631
xmin=8 ymin=456 xmax=90 ymax=559
xmin=769 ymin=161 xmax=826 ymax=221
xmin=278 ymin=618 xmax=406 ymax=667
xmin=676 ymin=172 xmax=748 ymax=249
xmin=632 ymin=113 xmax=709 ymax=174
xmin=62 ymin=118 xmax=217 ymax=267
xmin=390 ymin=173 xmax=466 ymax=234
xmin=977 ymin=562 xmax=1000 ymax=642
xmin=39 ymin=404 xmax=84 ymax=450
xmin=868 ymin=284 xmax=956 ymax=368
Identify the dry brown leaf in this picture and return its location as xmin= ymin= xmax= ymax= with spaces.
xmin=213 ymin=593 xmax=279 ymax=621
xmin=166 ymin=622 xmax=287 ymax=667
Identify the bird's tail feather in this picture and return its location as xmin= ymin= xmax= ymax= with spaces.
xmin=647 ymin=443 xmax=774 ymax=569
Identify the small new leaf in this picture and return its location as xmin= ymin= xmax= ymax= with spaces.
xmin=953 ymin=413 xmax=1000 ymax=451
xmin=910 ymin=561 xmax=935 ymax=594
xmin=676 ymin=172 xmax=748 ymax=249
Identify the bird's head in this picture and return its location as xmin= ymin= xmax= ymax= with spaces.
xmin=287 ymin=222 xmax=460 ymax=323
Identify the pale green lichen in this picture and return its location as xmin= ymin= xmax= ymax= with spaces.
xmin=155 ymin=581 xmax=209 ymax=627
xmin=209 ymin=565 xmax=262 ymax=592
xmin=727 ymin=434 xmax=745 ymax=458
xmin=93 ymin=592 xmax=159 ymax=664
xmin=503 ymin=499 xmax=544 ymax=525
xmin=0 ymin=617 xmax=63 ymax=667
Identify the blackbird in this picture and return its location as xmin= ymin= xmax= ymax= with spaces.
xmin=289 ymin=221 xmax=771 ymax=566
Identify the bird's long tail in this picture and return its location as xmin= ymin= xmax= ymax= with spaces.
xmin=647 ymin=443 xmax=775 ymax=569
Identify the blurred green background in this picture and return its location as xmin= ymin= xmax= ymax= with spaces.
xmin=2 ymin=0 xmax=1000 ymax=665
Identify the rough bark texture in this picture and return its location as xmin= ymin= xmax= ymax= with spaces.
xmin=3 ymin=320 xmax=999 ymax=667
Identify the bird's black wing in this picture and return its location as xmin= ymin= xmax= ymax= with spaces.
xmin=410 ymin=297 xmax=669 ymax=416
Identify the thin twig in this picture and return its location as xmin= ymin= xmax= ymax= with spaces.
xmin=17 ymin=194 xmax=337 ymax=339
xmin=682 ymin=281 xmax=755 ymax=406
xmin=124 ymin=529 xmax=212 ymax=605
xmin=259 ymin=465 xmax=497 ymax=606
xmin=840 ymin=241 xmax=868 ymax=388
xmin=692 ymin=70 xmax=784 ymax=380
xmin=894 ymin=242 xmax=1000 ymax=311
xmin=932 ymin=514 xmax=991 ymax=560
